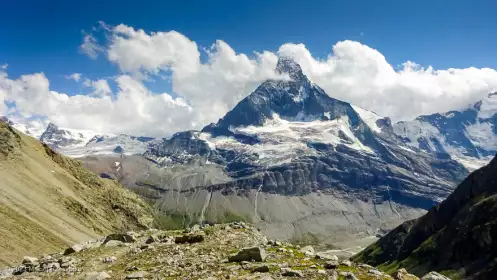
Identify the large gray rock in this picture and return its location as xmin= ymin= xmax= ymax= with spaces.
xmin=229 ymin=247 xmax=266 ymax=262
xmin=281 ymin=268 xmax=303 ymax=277
xmin=315 ymin=252 xmax=338 ymax=261
xmin=421 ymin=272 xmax=451 ymax=280
xmin=298 ymin=245 xmax=315 ymax=256
xmin=64 ymin=244 xmax=83 ymax=255
xmin=174 ymin=234 xmax=205 ymax=244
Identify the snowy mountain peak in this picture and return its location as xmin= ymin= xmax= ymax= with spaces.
xmin=275 ymin=56 xmax=305 ymax=81
xmin=40 ymin=123 xmax=97 ymax=149
xmin=202 ymin=57 xmax=364 ymax=136
xmin=394 ymin=91 xmax=497 ymax=170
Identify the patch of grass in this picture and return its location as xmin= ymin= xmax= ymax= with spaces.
xmin=203 ymin=226 xmax=216 ymax=236
xmin=289 ymin=232 xmax=320 ymax=246
xmin=377 ymin=261 xmax=400 ymax=275
xmin=152 ymin=209 xmax=202 ymax=230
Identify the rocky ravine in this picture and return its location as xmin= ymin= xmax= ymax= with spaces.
xmin=0 ymin=222 xmax=450 ymax=280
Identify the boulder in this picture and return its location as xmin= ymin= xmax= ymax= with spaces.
xmin=22 ymin=256 xmax=39 ymax=272
xmin=229 ymin=247 xmax=267 ymax=262
xmin=369 ymin=268 xmax=383 ymax=276
xmin=298 ymin=245 xmax=315 ymax=256
xmin=421 ymin=272 xmax=451 ymax=280
xmin=315 ymin=252 xmax=339 ymax=261
xmin=324 ymin=261 xmax=339 ymax=269
xmin=252 ymin=265 xmax=270 ymax=273
xmin=145 ymin=235 xmax=159 ymax=244
xmin=22 ymin=256 xmax=39 ymax=265
xmin=340 ymin=272 xmax=358 ymax=280
xmin=59 ymin=256 xmax=76 ymax=268
xmin=340 ymin=260 xmax=352 ymax=266
xmin=104 ymin=233 xmax=136 ymax=244
xmin=64 ymin=244 xmax=83 ymax=255
xmin=174 ymin=234 xmax=205 ymax=244
xmin=40 ymin=261 xmax=60 ymax=272
xmin=281 ymin=268 xmax=303 ymax=277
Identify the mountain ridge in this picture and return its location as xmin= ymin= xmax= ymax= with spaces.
xmin=353 ymin=154 xmax=497 ymax=279
xmin=0 ymin=121 xmax=153 ymax=266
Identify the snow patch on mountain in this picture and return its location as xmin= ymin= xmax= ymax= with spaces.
xmin=0 ymin=116 xmax=47 ymax=138
xmin=58 ymin=134 xmax=156 ymax=158
xmin=351 ymin=105 xmax=383 ymax=133
xmin=40 ymin=123 xmax=97 ymax=148
xmin=466 ymin=122 xmax=497 ymax=151
xmin=394 ymin=92 xmax=497 ymax=170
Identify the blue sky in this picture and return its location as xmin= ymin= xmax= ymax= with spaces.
xmin=1 ymin=0 xmax=496 ymax=95
xmin=1 ymin=0 xmax=497 ymax=136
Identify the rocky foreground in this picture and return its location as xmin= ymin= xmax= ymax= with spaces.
xmin=0 ymin=222 xmax=450 ymax=280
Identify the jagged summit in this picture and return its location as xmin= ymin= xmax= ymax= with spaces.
xmin=203 ymin=58 xmax=360 ymax=135
xmin=275 ymin=56 xmax=305 ymax=81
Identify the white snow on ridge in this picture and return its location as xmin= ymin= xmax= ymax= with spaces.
xmin=466 ymin=122 xmax=497 ymax=151
xmin=351 ymin=105 xmax=383 ymax=133
xmin=56 ymin=134 xmax=154 ymax=158
xmin=198 ymin=115 xmax=375 ymax=166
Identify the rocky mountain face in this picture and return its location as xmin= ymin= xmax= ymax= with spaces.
xmin=136 ymin=57 xmax=468 ymax=245
xmin=394 ymin=92 xmax=497 ymax=170
xmin=0 ymin=221 xmax=448 ymax=280
xmin=0 ymin=122 xmax=153 ymax=266
xmin=353 ymin=154 xmax=497 ymax=280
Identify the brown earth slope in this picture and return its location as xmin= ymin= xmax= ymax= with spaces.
xmin=0 ymin=122 xmax=153 ymax=266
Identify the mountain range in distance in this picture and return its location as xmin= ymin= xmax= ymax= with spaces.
xmin=1 ymin=57 xmax=496 ymax=248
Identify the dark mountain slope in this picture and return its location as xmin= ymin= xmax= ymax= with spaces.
xmin=353 ymin=154 xmax=497 ymax=279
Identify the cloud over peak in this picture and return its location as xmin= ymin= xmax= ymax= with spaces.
xmin=1 ymin=23 xmax=496 ymax=137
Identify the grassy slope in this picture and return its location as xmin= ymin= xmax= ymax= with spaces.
xmin=0 ymin=122 xmax=153 ymax=265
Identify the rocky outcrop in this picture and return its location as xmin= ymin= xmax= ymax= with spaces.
xmin=1 ymin=222 xmax=435 ymax=279
xmin=353 ymin=155 xmax=497 ymax=279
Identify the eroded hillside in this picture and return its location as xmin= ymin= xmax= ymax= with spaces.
xmin=0 ymin=122 xmax=153 ymax=266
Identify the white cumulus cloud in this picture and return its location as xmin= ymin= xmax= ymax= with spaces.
xmin=65 ymin=73 xmax=82 ymax=82
xmin=79 ymin=34 xmax=103 ymax=59
xmin=278 ymin=41 xmax=497 ymax=120
xmin=2 ymin=24 xmax=497 ymax=137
